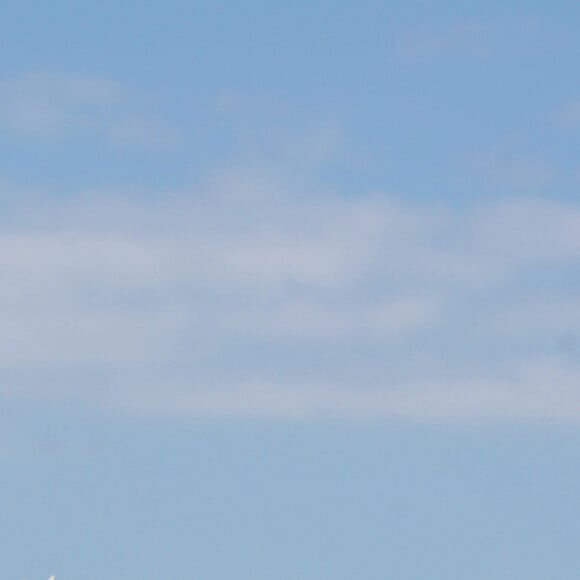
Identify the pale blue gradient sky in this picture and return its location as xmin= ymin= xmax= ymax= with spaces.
xmin=2 ymin=1 xmax=580 ymax=578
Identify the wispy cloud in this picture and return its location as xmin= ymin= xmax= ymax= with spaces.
xmin=119 ymin=362 xmax=580 ymax=421
xmin=0 ymin=72 xmax=178 ymax=148
xmin=474 ymin=151 xmax=554 ymax=191
xmin=1 ymin=173 xmax=579 ymax=421
xmin=395 ymin=20 xmax=491 ymax=59
xmin=555 ymin=99 xmax=580 ymax=128
xmin=393 ymin=16 xmax=542 ymax=61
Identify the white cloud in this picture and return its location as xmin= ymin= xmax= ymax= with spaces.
xmin=0 ymin=72 xmax=177 ymax=147
xmin=470 ymin=197 xmax=580 ymax=266
xmin=110 ymin=357 xmax=580 ymax=422
xmin=1 ymin=174 xmax=580 ymax=421
xmin=494 ymin=297 xmax=580 ymax=339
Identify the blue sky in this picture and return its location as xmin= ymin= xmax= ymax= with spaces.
xmin=2 ymin=1 xmax=580 ymax=578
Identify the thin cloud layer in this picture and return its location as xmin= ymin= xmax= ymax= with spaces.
xmin=0 ymin=72 xmax=177 ymax=147
xmin=1 ymin=174 xmax=579 ymax=421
